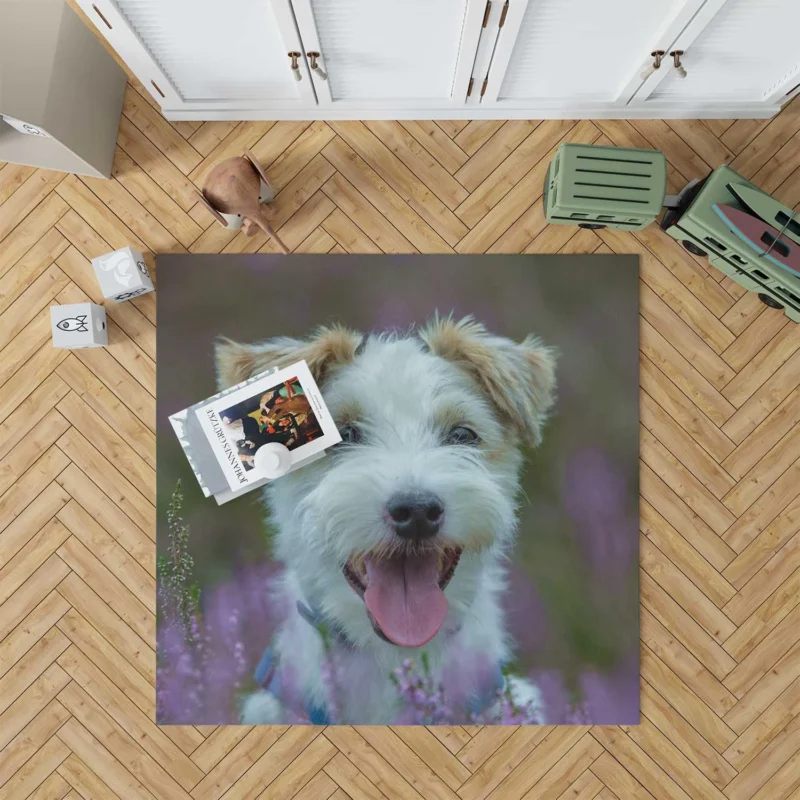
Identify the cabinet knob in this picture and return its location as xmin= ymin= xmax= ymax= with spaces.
xmin=670 ymin=50 xmax=687 ymax=79
xmin=307 ymin=52 xmax=328 ymax=81
xmin=288 ymin=52 xmax=302 ymax=81
xmin=641 ymin=50 xmax=665 ymax=81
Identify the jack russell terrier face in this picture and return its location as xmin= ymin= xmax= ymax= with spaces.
xmin=216 ymin=316 xmax=556 ymax=650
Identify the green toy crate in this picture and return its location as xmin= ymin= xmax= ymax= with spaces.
xmin=661 ymin=164 xmax=800 ymax=323
xmin=544 ymin=143 xmax=667 ymax=231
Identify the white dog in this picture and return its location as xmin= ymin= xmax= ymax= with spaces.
xmin=215 ymin=316 xmax=556 ymax=724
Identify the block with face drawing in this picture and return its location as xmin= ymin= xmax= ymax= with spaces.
xmin=91 ymin=246 xmax=154 ymax=302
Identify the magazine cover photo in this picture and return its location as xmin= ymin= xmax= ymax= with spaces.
xmin=157 ymin=254 xmax=640 ymax=727
xmin=220 ymin=376 xmax=320 ymax=468
xmin=218 ymin=374 xmax=323 ymax=473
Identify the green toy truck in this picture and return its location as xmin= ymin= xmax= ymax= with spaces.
xmin=660 ymin=165 xmax=800 ymax=323
xmin=544 ymin=143 xmax=800 ymax=322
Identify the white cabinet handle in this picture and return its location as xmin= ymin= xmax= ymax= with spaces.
xmin=641 ymin=50 xmax=665 ymax=81
xmin=288 ymin=51 xmax=302 ymax=81
xmin=307 ymin=52 xmax=328 ymax=81
xmin=671 ymin=50 xmax=687 ymax=79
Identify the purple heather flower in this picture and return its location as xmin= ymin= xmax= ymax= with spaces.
xmin=562 ymin=447 xmax=636 ymax=578
xmin=578 ymin=650 xmax=640 ymax=725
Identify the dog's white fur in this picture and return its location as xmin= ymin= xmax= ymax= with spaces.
xmin=215 ymin=316 xmax=556 ymax=724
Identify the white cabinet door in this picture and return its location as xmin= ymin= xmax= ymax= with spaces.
xmin=289 ymin=0 xmax=486 ymax=109
xmin=480 ymin=0 xmax=708 ymax=109
xmin=75 ymin=0 xmax=316 ymax=113
xmin=632 ymin=0 xmax=800 ymax=108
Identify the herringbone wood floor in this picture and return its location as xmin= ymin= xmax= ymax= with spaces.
xmin=2 ymin=63 xmax=800 ymax=799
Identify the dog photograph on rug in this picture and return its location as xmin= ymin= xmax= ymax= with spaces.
xmin=156 ymin=254 xmax=640 ymax=726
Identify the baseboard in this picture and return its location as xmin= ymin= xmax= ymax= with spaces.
xmin=163 ymin=104 xmax=780 ymax=122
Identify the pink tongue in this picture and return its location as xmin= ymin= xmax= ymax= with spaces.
xmin=364 ymin=552 xmax=448 ymax=647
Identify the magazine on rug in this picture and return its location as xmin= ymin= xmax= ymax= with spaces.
xmin=169 ymin=360 xmax=341 ymax=503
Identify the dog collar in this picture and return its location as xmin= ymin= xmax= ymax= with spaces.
xmin=295 ymin=599 xmax=356 ymax=649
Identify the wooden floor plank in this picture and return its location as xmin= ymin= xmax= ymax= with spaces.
xmin=330 ymin=121 xmax=469 ymax=246
xmin=641 ymin=571 xmax=738 ymax=682
xmin=437 ymin=120 xmax=470 ymax=138
xmin=640 ymin=500 xmax=736 ymax=608
xmin=639 ymin=356 xmax=735 ymax=464
xmin=453 ymin=120 xmax=539 ymax=192
xmin=111 ymin=148 xmax=202 ymax=249
xmin=590 ymin=725 xmax=694 ymax=800
xmin=0 ymin=482 xmax=70 ymax=564
xmin=0 ymin=162 xmax=36 ymax=205
xmin=454 ymin=119 xmax=579 ymax=230
xmin=0 ymin=228 xmax=68 ymax=317
xmin=56 ymin=716 xmax=158 ymax=800
xmin=189 ymin=727 xmax=288 ymax=800
xmin=121 ymin=85 xmax=202 ymax=175
xmin=116 ymin=116 xmax=201 ymax=212
xmin=723 ymin=548 xmax=800 ymax=651
xmin=640 ymin=643 xmax=737 ymax=752
xmin=0 ymin=193 xmax=69 ymax=281
xmin=729 ymin=98 xmax=800 ymax=179
xmin=640 ymin=319 xmax=736 ymax=428
xmin=641 ymin=392 xmax=736 ymax=500
xmin=266 ymin=121 xmax=336 ymax=192
xmin=0 ymin=732 xmax=70 ymax=800
xmin=322 ymin=751 xmax=386 ymax=800
xmin=639 ymin=680 xmax=737 ymax=790
xmin=0 ymin=670 xmax=69 ymax=762
xmin=0 ymin=170 xmax=66 ymax=244
xmin=364 ymin=120 xmax=469 ymax=210
xmin=400 ymin=120 xmax=469 ymax=174
xmin=321 ymin=171 xmax=417 ymax=254
xmin=322 ymin=134 xmax=455 ymax=252
xmin=453 ymin=120 xmax=506 ymax=155
xmin=186 ymin=121 xmax=239 ymax=157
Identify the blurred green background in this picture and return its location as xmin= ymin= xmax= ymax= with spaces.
xmin=157 ymin=254 xmax=639 ymax=676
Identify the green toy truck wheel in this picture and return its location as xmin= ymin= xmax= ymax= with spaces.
xmin=759 ymin=293 xmax=784 ymax=309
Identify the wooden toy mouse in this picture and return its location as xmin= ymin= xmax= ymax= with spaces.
xmin=197 ymin=149 xmax=290 ymax=253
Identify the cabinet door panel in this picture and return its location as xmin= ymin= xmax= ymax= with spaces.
xmin=77 ymin=0 xmax=314 ymax=110
xmin=292 ymin=0 xmax=484 ymax=106
xmin=647 ymin=0 xmax=800 ymax=104
xmin=483 ymin=0 xmax=704 ymax=106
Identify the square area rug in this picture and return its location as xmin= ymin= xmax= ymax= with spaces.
xmin=156 ymin=254 xmax=639 ymax=725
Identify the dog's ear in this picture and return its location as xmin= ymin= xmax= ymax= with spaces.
xmin=420 ymin=315 xmax=557 ymax=445
xmin=215 ymin=324 xmax=363 ymax=390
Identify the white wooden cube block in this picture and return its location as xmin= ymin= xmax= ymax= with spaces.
xmin=51 ymin=303 xmax=107 ymax=349
xmin=91 ymin=246 xmax=154 ymax=302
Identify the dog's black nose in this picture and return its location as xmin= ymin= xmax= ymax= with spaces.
xmin=387 ymin=492 xmax=444 ymax=541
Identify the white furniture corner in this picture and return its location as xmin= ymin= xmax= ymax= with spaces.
xmin=76 ymin=0 xmax=800 ymax=121
xmin=0 ymin=0 xmax=127 ymax=178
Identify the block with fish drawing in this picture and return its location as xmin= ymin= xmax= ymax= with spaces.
xmin=91 ymin=246 xmax=154 ymax=302
xmin=50 ymin=303 xmax=107 ymax=349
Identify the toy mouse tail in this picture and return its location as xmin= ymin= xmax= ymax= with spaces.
xmin=255 ymin=214 xmax=290 ymax=254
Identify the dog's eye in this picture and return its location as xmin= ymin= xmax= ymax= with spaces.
xmin=339 ymin=422 xmax=363 ymax=445
xmin=445 ymin=426 xmax=479 ymax=446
